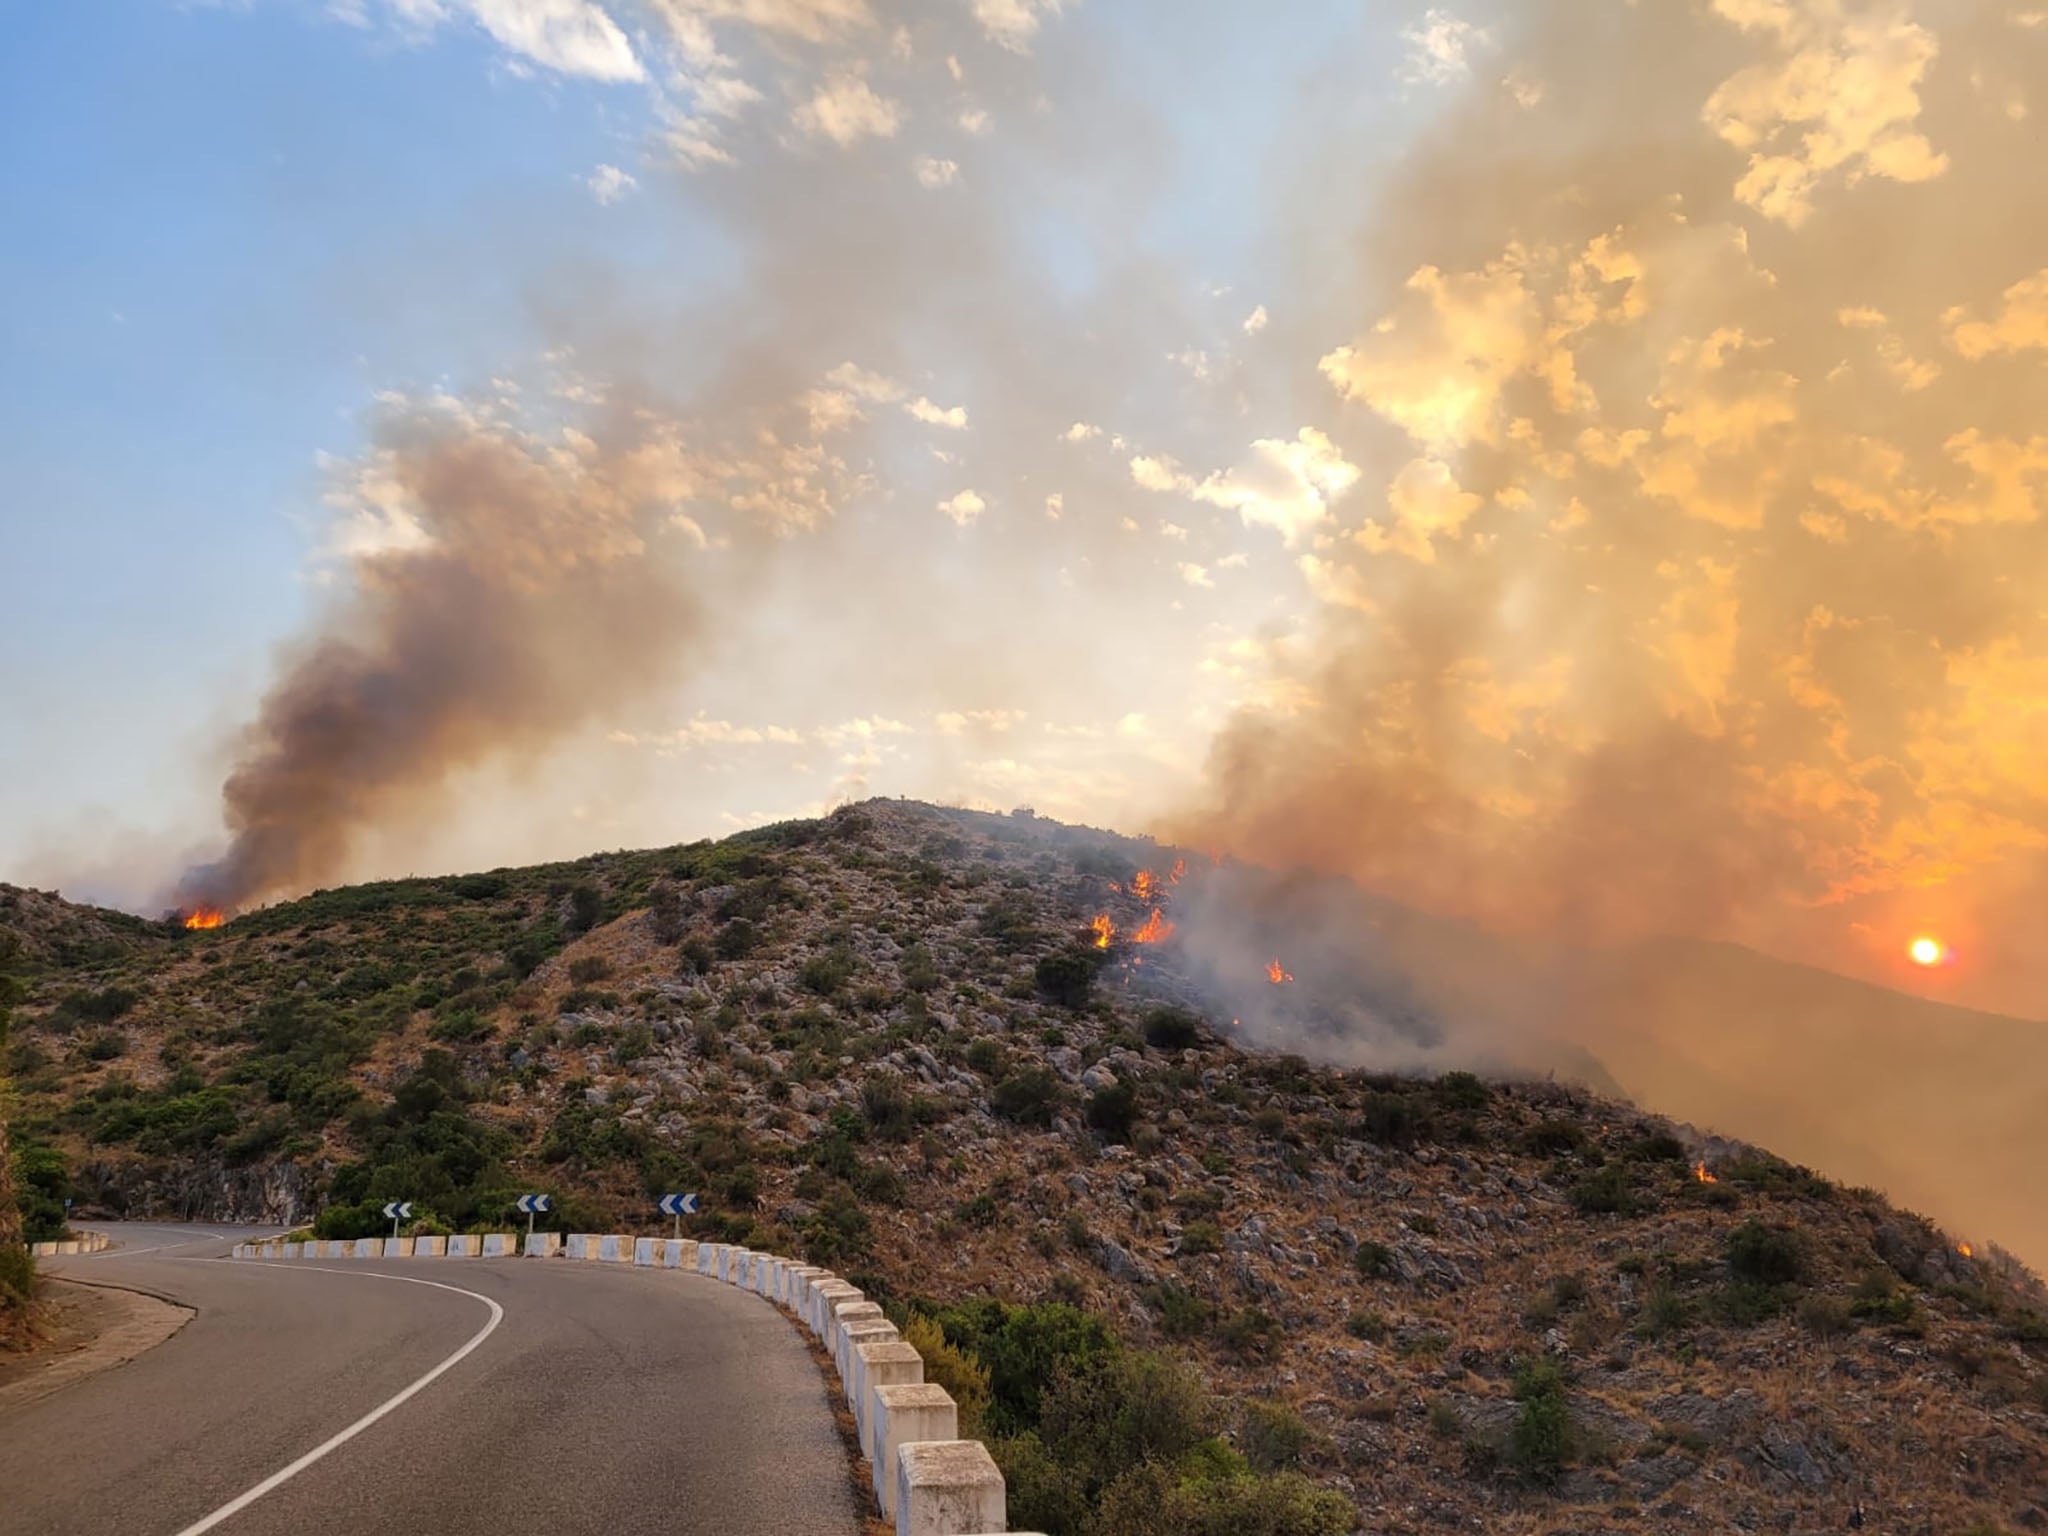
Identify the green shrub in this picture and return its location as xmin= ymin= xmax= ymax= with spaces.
xmin=1508 ymin=1358 xmax=1572 ymax=1477
xmin=1434 ymin=1070 xmax=1490 ymax=1110
xmin=991 ymin=1067 xmax=1063 ymax=1128
xmin=1523 ymin=1119 xmax=1586 ymax=1156
xmin=1145 ymin=1282 xmax=1210 ymax=1339
xmin=1797 ymin=1293 xmax=1854 ymax=1338
xmin=1345 ymin=1309 xmax=1388 ymax=1341
xmin=1358 ymin=1092 xmax=1426 ymax=1146
xmin=1179 ymin=1220 xmax=1223 ymax=1256
xmin=1354 ymin=1240 xmax=1395 ymax=1278
xmin=1034 ymin=950 xmax=1100 ymax=1009
xmin=1849 ymin=1268 xmax=1916 ymax=1326
xmin=1142 ymin=1008 xmax=1204 ymax=1051
xmin=1570 ymin=1162 xmax=1641 ymax=1216
xmin=1726 ymin=1220 xmax=1805 ymax=1285
xmin=0 ymin=1245 xmax=36 ymax=1312
xmin=1240 ymin=1399 xmax=1311 ymax=1473
xmin=903 ymin=1313 xmax=993 ymax=1436
xmin=1085 ymin=1081 xmax=1138 ymax=1142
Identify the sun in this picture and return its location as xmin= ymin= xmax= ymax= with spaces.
xmin=1908 ymin=936 xmax=1945 ymax=967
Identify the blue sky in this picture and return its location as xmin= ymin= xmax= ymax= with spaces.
xmin=2 ymin=0 xmax=1410 ymax=902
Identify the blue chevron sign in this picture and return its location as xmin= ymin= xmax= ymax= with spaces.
xmin=658 ymin=1193 xmax=700 ymax=1217
xmin=381 ymin=1202 xmax=414 ymax=1221
xmin=516 ymin=1194 xmax=552 ymax=1215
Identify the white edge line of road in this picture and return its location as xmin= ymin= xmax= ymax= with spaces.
xmin=163 ymin=1263 xmax=505 ymax=1536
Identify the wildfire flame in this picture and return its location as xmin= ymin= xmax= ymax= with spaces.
xmin=182 ymin=908 xmax=226 ymax=931
xmin=1266 ymin=959 xmax=1294 ymax=984
xmin=1132 ymin=908 xmax=1176 ymax=944
xmin=1130 ymin=869 xmax=1162 ymax=903
xmin=1693 ymin=1162 xmax=1717 ymax=1184
xmin=1959 ymin=1242 xmax=1974 ymax=1258
xmin=1090 ymin=914 xmax=1117 ymax=950
xmin=1168 ymin=857 xmax=1186 ymax=885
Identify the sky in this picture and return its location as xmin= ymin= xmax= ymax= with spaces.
xmin=8 ymin=0 xmax=2048 ymax=1027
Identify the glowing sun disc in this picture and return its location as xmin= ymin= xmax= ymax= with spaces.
xmin=1908 ymin=936 xmax=1945 ymax=967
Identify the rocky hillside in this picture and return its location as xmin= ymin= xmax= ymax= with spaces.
xmin=5 ymin=801 xmax=2047 ymax=1535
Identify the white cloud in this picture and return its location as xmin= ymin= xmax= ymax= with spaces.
xmin=1400 ymin=8 xmax=1488 ymax=86
xmin=906 ymin=396 xmax=968 ymax=428
xmin=958 ymin=107 xmax=992 ymax=136
xmin=1044 ymin=492 xmax=1064 ymax=518
xmin=1178 ymin=562 xmax=1214 ymax=588
xmin=938 ymin=488 xmax=987 ymax=524
xmin=1242 ymin=304 xmax=1269 ymax=335
xmin=794 ymin=71 xmax=902 ymax=145
xmin=587 ymin=163 xmax=637 ymax=203
xmin=1063 ymin=421 xmax=1101 ymax=443
xmin=1131 ymin=428 xmax=1362 ymax=547
xmin=973 ymin=0 xmax=1063 ymax=51
xmin=465 ymin=0 xmax=644 ymax=80
xmin=914 ymin=155 xmax=960 ymax=188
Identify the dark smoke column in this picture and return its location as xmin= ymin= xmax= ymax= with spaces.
xmin=179 ymin=405 xmax=704 ymax=912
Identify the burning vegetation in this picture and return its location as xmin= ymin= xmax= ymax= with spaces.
xmin=180 ymin=907 xmax=225 ymax=931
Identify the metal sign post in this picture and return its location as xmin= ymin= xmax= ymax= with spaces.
xmin=657 ymin=1192 xmax=700 ymax=1238
xmin=516 ymin=1193 xmax=551 ymax=1236
xmin=382 ymin=1201 xmax=415 ymax=1238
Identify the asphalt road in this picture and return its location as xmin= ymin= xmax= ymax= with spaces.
xmin=2 ymin=1224 xmax=860 ymax=1536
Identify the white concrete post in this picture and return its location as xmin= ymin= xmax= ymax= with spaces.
xmin=831 ymin=1301 xmax=886 ymax=1369
xmin=566 ymin=1234 xmax=599 ymax=1260
xmin=282 ymin=1241 xmax=301 ymax=1259
xmin=697 ymin=1242 xmax=725 ymax=1277
xmin=719 ymin=1247 xmax=751 ymax=1285
xmin=824 ymin=1293 xmax=878 ymax=1358
xmin=857 ymin=1342 xmax=926 ymax=1462
xmin=784 ymin=1264 xmax=823 ymax=1307
xmin=382 ymin=1237 xmax=414 ymax=1258
xmin=525 ymin=1232 xmax=561 ymax=1258
xmin=633 ymin=1237 xmax=658 ymax=1266
xmin=598 ymin=1234 xmax=626 ymax=1263
xmin=838 ymin=1320 xmax=899 ymax=1399
xmin=352 ymin=1237 xmax=379 ymax=1259
xmin=874 ymin=1387 xmax=963 ymax=1521
xmin=813 ymin=1280 xmax=860 ymax=1337
xmin=447 ymin=1234 xmax=480 ymax=1258
xmin=662 ymin=1238 xmax=695 ymax=1269
xmin=895 ymin=1440 xmax=1006 ymax=1536
xmin=481 ymin=1233 xmax=519 ymax=1258
xmin=414 ymin=1236 xmax=448 ymax=1258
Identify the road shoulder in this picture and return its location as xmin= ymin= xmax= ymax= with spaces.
xmin=0 ymin=1276 xmax=194 ymax=1414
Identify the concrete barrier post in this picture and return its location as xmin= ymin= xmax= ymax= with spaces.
xmin=383 ymin=1237 xmax=414 ymax=1258
xmin=894 ymin=1440 xmax=1005 ymax=1536
xmin=838 ymin=1320 xmax=899 ymax=1399
xmin=598 ymin=1234 xmax=627 ymax=1263
xmin=353 ymin=1237 xmax=379 ymax=1259
xmin=873 ymin=1384 xmax=960 ymax=1518
xmin=719 ymin=1247 xmax=750 ymax=1285
xmin=812 ymin=1279 xmax=858 ymax=1336
xmin=525 ymin=1232 xmax=561 ymax=1259
xmin=857 ymin=1342 xmax=926 ymax=1462
xmin=281 ymin=1242 xmax=300 ymax=1259
xmin=634 ymin=1237 xmax=658 ymax=1267
xmin=447 ymin=1235 xmax=480 ymax=1258
xmin=481 ymin=1233 xmax=519 ymax=1258
xmin=831 ymin=1301 xmax=886 ymax=1370
xmin=783 ymin=1264 xmax=822 ymax=1307
xmin=825 ymin=1294 xmax=880 ymax=1358
xmin=414 ymin=1236 xmax=447 ymax=1258
xmin=566 ymin=1234 xmax=599 ymax=1261
xmin=696 ymin=1242 xmax=725 ymax=1277
xmin=662 ymin=1238 xmax=695 ymax=1269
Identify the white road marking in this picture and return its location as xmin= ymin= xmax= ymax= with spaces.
xmin=165 ymin=1265 xmax=504 ymax=1536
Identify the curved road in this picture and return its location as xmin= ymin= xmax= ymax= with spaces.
xmin=1 ymin=1224 xmax=860 ymax=1536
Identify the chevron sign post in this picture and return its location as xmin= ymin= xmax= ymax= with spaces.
xmin=383 ymin=1201 xmax=415 ymax=1239
xmin=658 ymin=1192 xmax=700 ymax=1238
xmin=516 ymin=1193 xmax=552 ymax=1237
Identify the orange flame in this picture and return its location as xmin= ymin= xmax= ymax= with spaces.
xmin=1266 ymin=959 xmax=1294 ymax=984
xmin=1132 ymin=908 xmax=1176 ymax=944
xmin=1090 ymin=914 xmax=1117 ymax=950
xmin=182 ymin=908 xmax=225 ymax=931
xmin=1959 ymin=1242 xmax=1974 ymax=1258
xmin=1168 ymin=857 xmax=1187 ymax=885
xmin=1130 ymin=869 xmax=1162 ymax=903
xmin=1693 ymin=1162 xmax=1717 ymax=1184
